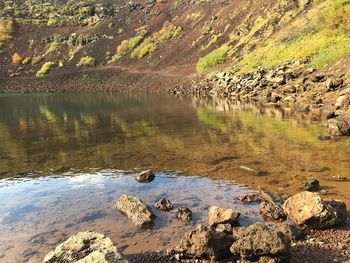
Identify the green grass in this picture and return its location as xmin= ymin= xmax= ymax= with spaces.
xmin=237 ymin=0 xmax=350 ymax=72
xmin=131 ymin=37 xmax=156 ymax=59
xmin=77 ymin=56 xmax=96 ymax=67
xmin=36 ymin=61 xmax=55 ymax=77
xmin=45 ymin=41 xmax=60 ymax=55
xmin=196 ymin=45 xmax=230 ymax=73
xmin=130 ymin=21 xmax=182 ymax=59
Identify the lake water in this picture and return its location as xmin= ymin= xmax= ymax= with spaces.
xmin=0 ymin=93 xmax=349 ymax=262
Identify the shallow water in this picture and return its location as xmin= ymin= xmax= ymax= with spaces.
xmin=0 ymin=93 xmax=350 ymax=262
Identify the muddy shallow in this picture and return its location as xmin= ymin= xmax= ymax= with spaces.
xmin=0 ymin=93 xmax=350 ymax=262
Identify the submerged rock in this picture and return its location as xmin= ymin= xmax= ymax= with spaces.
xmin=208 ymin=206 xmax=240 ymax=227
xmin=304 ymin=178 xmax=320 ymax=192
xmin=115 ymin=195 xmax=154 ymax=227
xmin=230 ymin=222 xmax=289 ymax=260
xmin=154 ymin=198 xmax=173 ymax=211
xmin=259 ymin=189 xmax=286 ymax=221
xmin=283 ymin=191 xmax=344 ymax=229
xmin=135 ymin=170 xmax=155 ymax=183
xmin=176 ymin=207 xmax=192 ymax=221
xmin=233 ymin=193 xmax=260 ymax=203
xmin=43 ymin=231 xmax=128 ymax=263
xmin=169 ymin=224 xmax=233 ymax=260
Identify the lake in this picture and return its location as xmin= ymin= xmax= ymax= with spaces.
xmin=0 ymin=93 xmax=349 ymax=262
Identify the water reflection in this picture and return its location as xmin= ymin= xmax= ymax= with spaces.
xmin=0 ymin=93 xmax=350 ymax=204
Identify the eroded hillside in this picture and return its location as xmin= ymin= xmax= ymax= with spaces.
xmin=0 ymin=0 xmax=349 ymax=82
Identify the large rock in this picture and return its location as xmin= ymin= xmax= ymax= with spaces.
xmin=208 ymin=206 xmax=240 ymax=227
xmin=169 ymin=224 xmax=233 ymax=260
xmin=230 ymin=222 xmax=289 ymax=260
xmin=43 ymin=231 xmax=128 ymax=263
xmin=283 ymin=191 xmax=340 ymax=229
xmin=115 ymin=195 xmax=154 ymax=227
xmin=259 ymin=189 xmax=286 ymax=221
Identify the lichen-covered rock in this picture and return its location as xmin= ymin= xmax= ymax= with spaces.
xmin=230 ymin=222 xmax=289 ymax=260
xmin=135 ymin=170 xmax=155 ymax=183
xmin=43 ymin=231 xmax=128 ymax=263
xmin=208 ymin=206 xmax=240 ymax=227
xmin=115 ymin=194 xmax=154 ymax=227
xmin=169 ymin=224 xmax=233 ymax=260
xmin=283 ymin=191 xmax=339 ymax=229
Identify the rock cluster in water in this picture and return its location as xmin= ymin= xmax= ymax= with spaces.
xmin=45 ymin=183 xmax=348 ymax=262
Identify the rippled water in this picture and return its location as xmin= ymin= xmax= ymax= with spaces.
xmin=0 ymin=93 xmax=349 ymax=262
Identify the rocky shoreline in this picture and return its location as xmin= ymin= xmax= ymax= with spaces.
xmin=43 ymin=170 xmax=349 ymax=263
xmin=170 ymin=60 xmax=350 ymax=138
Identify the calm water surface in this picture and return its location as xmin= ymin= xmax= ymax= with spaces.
xmin=0 ymin=93 xmax=350 ymax=262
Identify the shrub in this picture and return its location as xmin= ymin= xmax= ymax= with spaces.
xmin=45 ymin=41 xmax=60 ymax=55
xmin=77 ymin=56 xmax=96 ymax=67
xmin=12 ymin=52 xmax=23 ymax=64
xmin=196 ymin=45 xmax=230 ymax=73
xmin=0 ymin=19 xmax=13 ymax=43
xmin=22 ymin=57 xmax=31 ymax=65
xmin=36 ymin=61 xmax=55 ymax=77
xmin=47 ymin=18 xmax=58 ymax=27
xmin=32 ymin=55 xmax=43 ymax=65
xmin=153 ymin=21 xmax=182 ymax=42
xmin=131 ymin=37 xmax=156 ymax=58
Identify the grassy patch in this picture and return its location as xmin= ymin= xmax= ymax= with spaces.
xmin=237 ymin=0 xmax=350 ymax=72
xmin=77 ymin=56 xmax=96 ymax=67
xmin=196 ymin=45 xmax=230 ymax=73
xmin=112 ymin=34 xmax=144 ymax=61
xmin=0 ymin=19 xmax=13 ymax=48
xmin=36 ymin=61 xmax=55 ymax=77
xmin=131 ymin=21 xmax=182 ymax=59
xmin=45 ymin=41 xmax=60 ymax=55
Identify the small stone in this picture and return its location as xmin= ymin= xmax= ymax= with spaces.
xmin=135 ymin=170 xmax=155 ymax=183
xmin=208 ymin=206 xmax=240 ymax=227
xmin=176 ymin=207 xmax=192 ymax=221
xmin=155 ymin=198 xmax=173 ymax=211
xmin=115 ymin=195 xmax=154 ymax=227
xmin=304 ymin=178 xmax=320 ymax=192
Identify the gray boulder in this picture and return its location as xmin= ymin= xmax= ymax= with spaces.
xmin=43 ymin=231 xmax=128 ymax=263
xmin=230 ymin=222 xmax=289 ymax=260
xmin=169 ymin=224 xmax=233 ymax=260
xmin=115 ymin=194 xmax=154 ymax=227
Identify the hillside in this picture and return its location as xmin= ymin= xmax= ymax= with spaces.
xmin=0 ymin=0 xmax=349 ymax=89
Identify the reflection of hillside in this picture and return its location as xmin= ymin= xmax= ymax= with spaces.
xmin=1 ymin=94 xmax=350 ymax=206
